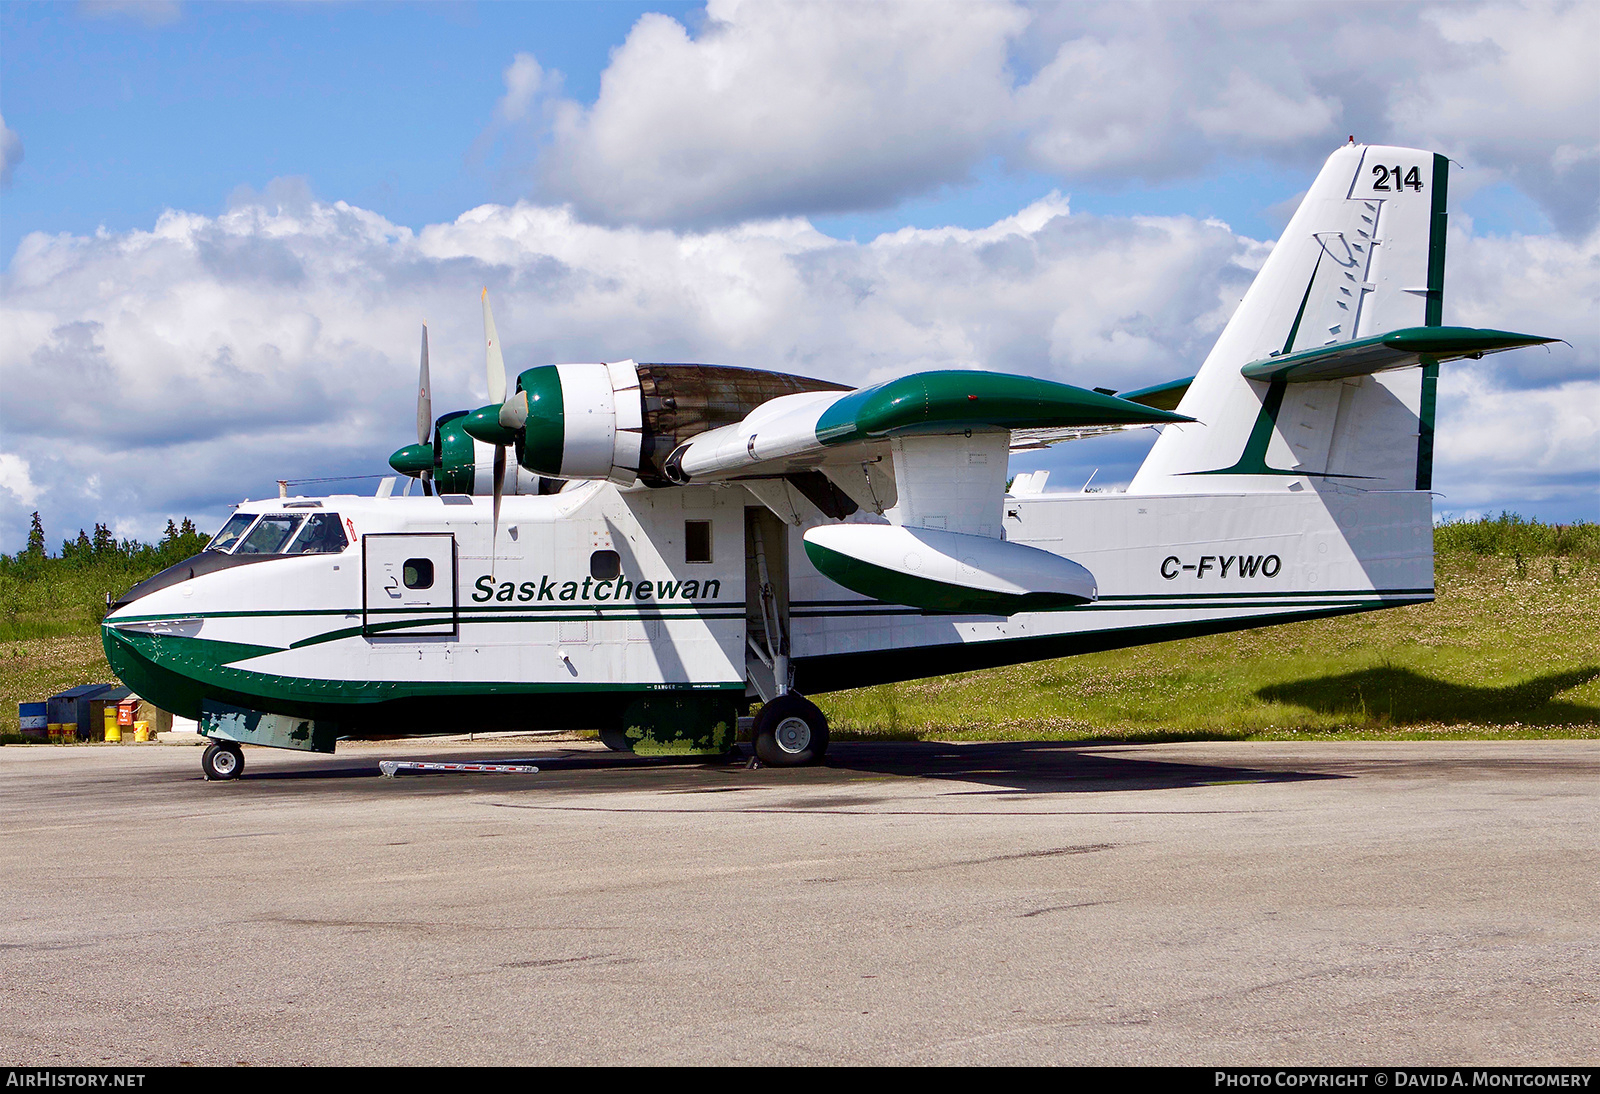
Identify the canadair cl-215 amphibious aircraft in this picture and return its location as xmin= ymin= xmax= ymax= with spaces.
xmin=103 ymin=143 xmax=1557 ymax=780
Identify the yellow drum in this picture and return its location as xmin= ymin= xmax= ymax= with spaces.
xmin=103 ymin=707 xmax=121 ymax=743
xmin=133 ymin=721 xmax=152 ymax=742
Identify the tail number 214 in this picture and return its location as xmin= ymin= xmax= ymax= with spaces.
xmin=1372 ymin=164 xmax=1423 ymax=192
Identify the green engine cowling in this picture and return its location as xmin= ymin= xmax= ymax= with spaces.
xmin=388 ymin=410 xmax=481 ymax=494
xmin=467 ymin=362 xmax=645 ymax=485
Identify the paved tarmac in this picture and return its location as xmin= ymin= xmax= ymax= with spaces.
xmin=1 ymin=737 xmax=1595 ymax=1066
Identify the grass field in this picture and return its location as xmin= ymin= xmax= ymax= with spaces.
xmin=2 ymin=520 xmax=1596 ymax=741
xmin=819 ymin=550 xmax=1598 ymax=742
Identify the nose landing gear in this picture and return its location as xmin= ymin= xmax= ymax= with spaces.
xmin=201 ymin=741 xmax=245 ymax=781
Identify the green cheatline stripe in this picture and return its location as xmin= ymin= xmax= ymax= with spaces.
xmin=792 ymin=587 xmax=1432 ymax=609
xmin=425 ymin=602 xmax=739 ymax=614
xmin=1098 ymin=587 xmax=1432 ymax=601
xmin=112 ymin=601 xmax=745 ymax=624
xmin=113 ymin=608 xmax=352 ymax=623
xmin=793 ymin=598 xmax=1416 ymax=620
xmin=291 ymin=612 xmax=748 ymax=650
xmin=457 ymin=611 xmax=746 ymax=622
xmin=118 ymin=588 xmax=1430 ymax=637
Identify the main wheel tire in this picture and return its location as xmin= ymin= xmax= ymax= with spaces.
xmin=597 ymin=728 xmax=635 ymax=753
xmin=201 ymin=742 xmax=244 ymax=781
xmin=752 ymin=694 xmax=829 ymax=767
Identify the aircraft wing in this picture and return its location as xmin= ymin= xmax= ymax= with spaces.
xmin=664 ymin=370 xmax=1191 ymax=485
xmin=660 ymin=371 xmax=1192 ymax=614
xmin=1006 ymin=374 xmax=1197 ymax=450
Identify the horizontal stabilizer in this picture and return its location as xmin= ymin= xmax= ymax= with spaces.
xmin=1116 ymin=375 xmax=1195 ymax=412
xmin=803 ymin=524 xmax=1097 ymax=616
xmin=1240 ymin=326 xmax=1556 ymax=384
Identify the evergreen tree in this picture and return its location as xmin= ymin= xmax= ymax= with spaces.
xmin=92 ymin=522 xmax=115 ymax=557
xmin=25 ymin=512 xmax=45 ymax=559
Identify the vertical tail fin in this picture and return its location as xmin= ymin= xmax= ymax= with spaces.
xmin=1130 ymin=144 xmax=1448 ymax=494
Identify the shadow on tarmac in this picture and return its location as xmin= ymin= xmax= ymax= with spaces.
xmin=1257 ymin=664 xmax=1600 ymax=726
xmin=238 ymin=739 xmax=1343 ymax=796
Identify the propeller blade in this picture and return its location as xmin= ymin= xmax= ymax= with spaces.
xmin=417 ymin=323 xmax=432 ymax=446
xmin=490 ymin=443 xmax=507 ymax=577
xmin=483 ymin=288 xmax=506 ymax=406
xmin=421 ymin=468 xmax=433 ymax=498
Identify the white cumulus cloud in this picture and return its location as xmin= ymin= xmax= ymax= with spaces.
xmin=500 ymin=1 xmax=1598 ymax=236
xmin=0 ymin=453 xmax=40 ymax=508
xmin=1 ymin=182 xmax=1594 ymax=553
xmin=0 ymin=112 xmax=22 ymax=189
xmin=533 ymin=0 xmax=1027 ymax=225
xmin=1387 ymin=0 xmax=1600 ymax=235
xmin=497 ymin=52 xmax=546 ymax=124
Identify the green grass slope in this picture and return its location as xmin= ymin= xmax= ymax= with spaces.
xmin=820 ymin=548 xmax=1598 ymax=742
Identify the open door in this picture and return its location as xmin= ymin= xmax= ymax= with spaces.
xmin=744 ymin=506 xmax=791 ymax=702
xmin=362 ymin=532 xmax=458 ymax=637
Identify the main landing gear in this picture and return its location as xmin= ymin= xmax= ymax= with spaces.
xmin=742 ymin=507 xmax=827 ymax=767
xmin=751 ymin=693 xmax=829 ymax=767
xmin=201 ymin=741 xmax=245 ymax=781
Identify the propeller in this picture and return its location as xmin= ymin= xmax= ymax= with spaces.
xmin=483 ymin=288 xmax=509 ymax=574
xmin=416 ymin=323 xmax=433 ymax=497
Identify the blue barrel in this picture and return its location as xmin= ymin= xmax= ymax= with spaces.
xmin=18 ymin=702 xmax=47 ymax=740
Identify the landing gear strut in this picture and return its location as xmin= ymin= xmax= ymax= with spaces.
xmin=201 ymin=741 xmax=245 ymax=781
xmin=745 ymin=509 xmax=827 ymax=766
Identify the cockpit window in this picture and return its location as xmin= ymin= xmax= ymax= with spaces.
xmin=235 ymin=515 xmax=303 ymax=555
xmin=207 ymin=513 xmax=257 ymax=553
xmin=284 ymin=513 xmax=349 ymax=555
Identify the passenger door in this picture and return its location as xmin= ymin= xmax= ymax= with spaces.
xmin=362 ymin=533 xmax=457 ymax=637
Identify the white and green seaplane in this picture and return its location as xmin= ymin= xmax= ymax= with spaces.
xmin=102 ymin=144 xmax=1557 ymax=780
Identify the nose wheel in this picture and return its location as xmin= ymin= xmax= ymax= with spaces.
xmin=752 ymin=694 xmax=829 ymax=766
xmin=201 ymin=741 xmax=245 ymax=781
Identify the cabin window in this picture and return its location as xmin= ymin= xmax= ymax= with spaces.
xmin=684 ymin=520 xmax=712 ymax=563
xmin=207 ymin=513 xmax=257 ymax=553
xmin=285 ymin=513 xmax=349 ymax=555
xmin=403 ymin=559 xmax=434 ymax=590
xmin=234 ymin=515 xmax=302 ymax=555
xmin=590 ymin=550 xmax=621 ymax=581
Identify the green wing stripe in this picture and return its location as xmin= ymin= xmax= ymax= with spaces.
xmin=814 ymin=371 xmax=1190 ymax=445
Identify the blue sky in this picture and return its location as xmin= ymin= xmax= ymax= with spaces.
xmin=2 ymin=2 xmax=1561 ymax=256
xmin=0 ymin=3 xmax=698 ymax=258
xmin=1 ymin=1 xmax=1595 ymax=552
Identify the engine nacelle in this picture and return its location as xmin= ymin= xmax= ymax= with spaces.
xmin=510 ymin=361 xmax=644 ymax=484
